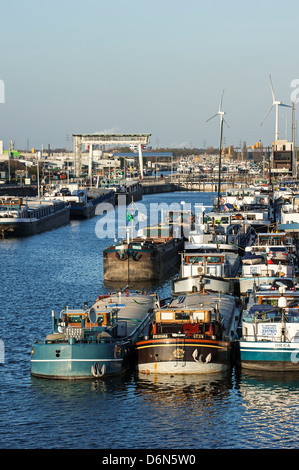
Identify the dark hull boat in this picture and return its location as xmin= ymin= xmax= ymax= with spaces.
xmin=69 ymin=189 xmax=114 ymax=219
xmin=114 ymin=181 xmax=143 ymax=204
xmin=104 ymin=237 xmax=184 ymax=283
xmin=44 ymin=184 xmax=114 ymax=219
xmin=0 ymin=197 xmax=70 ymax=238
xmin=103 ymin=222 xmax=184 ymax=283
xmin=136 ymin=292 xmax=242 ymax=375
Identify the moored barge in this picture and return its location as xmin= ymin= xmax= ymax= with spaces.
xmin=239 ymin=285 xmax=299 ymax=371
xmin=103 ymin=224 xmax=184 ymax=283
xmin=44 ymin=184 xmax=114 ymax=219
xmin=136 ymin=292 xmax=242 ymax=375
xmin=31 ymin=291 xmax=157 ymax=379
xmin=0 ymin=196 xmax=70 ymax=238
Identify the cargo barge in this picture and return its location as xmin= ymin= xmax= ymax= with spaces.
xmin=44 ymin=184 xmax=114 ymax=219
xmin=0 ymin=196 xmax=70 ymax=238
xmin=103 ymin=224 xmax=184 ymax=283
xmin=31 ymin=291 xmax=157 ymax=379
xmin=136 ymin=292 xmax=242 ymax=375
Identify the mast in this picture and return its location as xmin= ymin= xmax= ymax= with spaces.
xmin=206 ymin=89 xmax=228 ymax=211
xmin=218 ymin=116 xmax=224 ymax=211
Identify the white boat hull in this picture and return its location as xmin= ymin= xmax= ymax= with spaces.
xmin=138 ymin=361 xmax=228 ymax=375
xmin=172 ymin=275 xmax=233 ymax=295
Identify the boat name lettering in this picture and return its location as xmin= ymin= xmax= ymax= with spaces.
xmin=261 ymin=325 xmax=277 ymax=336
xmin=274 ymin=343 xmax=291 ymax=348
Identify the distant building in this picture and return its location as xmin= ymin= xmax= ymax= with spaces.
xmin=272 ymin=140 xmax=293 ymax=175
xmin=0 ymin=162 xmax=7 ymax=179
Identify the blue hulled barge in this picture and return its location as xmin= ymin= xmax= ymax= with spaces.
xmin=31 ymin=291 xmax=157 ymax=379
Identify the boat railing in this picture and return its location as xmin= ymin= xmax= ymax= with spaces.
xmin=243 ymin=310 xmax=299 ymax=324
xmin=129 ymin=310 xmax=155 ymax=343
xmin=243 ymin=313 xmax=282 ymax=324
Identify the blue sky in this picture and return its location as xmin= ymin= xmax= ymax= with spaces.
xmin=0 ymin=0 xmax=298 ymax=151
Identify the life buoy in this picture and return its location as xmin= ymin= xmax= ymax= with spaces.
xmin=188 ymin=216 xmax=194 ymax=222
xmin=259 ymin=198 xmax=265 ymax=203
xmin=165 ymin=216 xmax=172 ymax=222
xmin=220 ymin=198 xmax=225 ymax=204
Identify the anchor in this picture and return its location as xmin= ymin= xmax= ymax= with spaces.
xmin=91 ymin=362 xmax=106 ymax=377
xmin=192 ymin=349 xmax=212 ymax=364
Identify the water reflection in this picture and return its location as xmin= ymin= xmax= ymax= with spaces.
xmin=135 ymin=370 xmax=233 ymax=404
xmin=238 ymin=368 xmax=299 ymax=387
xmin=30 ymin=371 xmax=134 ymax=402
xmin=233 ymin=368 xmax=299 ymax=448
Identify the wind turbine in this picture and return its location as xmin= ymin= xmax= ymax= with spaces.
xmin=260 ymin=74 xmax=291 ymax=141
xmin=206 ymin=89 xmax=230 ymax=210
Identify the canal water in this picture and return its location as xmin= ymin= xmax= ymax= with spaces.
xmin=1 ymin=191 xmax=299 ymax=450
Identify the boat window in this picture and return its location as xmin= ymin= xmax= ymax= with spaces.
xmin=260 ymin=298 xmax=279 ymax=306
xmin=67 ymin=315 xmax=82 ymax=324
xmin=258 ymin=235 xmax=284 ymax=245
xmin=286 ymin=310 xmax=299 ymax=322
xmin=260 ymin=297 xmax=296 ymax=306
xmin=186 ymin=256 xmax=222 ymax=264
xmin=175 ymin=311 xmax=190 ymax=320
xmin=193 ymin=311 xmax=205 ymax=321
xmin=160 ymin=311 xmax=174 ymax=321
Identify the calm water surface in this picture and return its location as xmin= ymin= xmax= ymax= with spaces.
xmin=1 ymin=191 xmax=299 ymax=449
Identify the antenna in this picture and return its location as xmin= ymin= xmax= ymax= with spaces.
xmin=260 ymin=74 xmax=291 ymax=141
xmin=206 ymin=89 xmax=230 ymax=211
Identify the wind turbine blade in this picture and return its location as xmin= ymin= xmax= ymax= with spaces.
xmin=279 ymin=103 xmax=292 ymax=108
xmin=219 ymin=89 xmax=225 ymax=112
xmin=260 ymin=104 xmax=274 ymax=126
xmin=223 ymin=118 xmax=230 ymax=128
xmin=206 ymin=113 xmax=218 ymax=123
xmin=269 ymin=74 xmax=275 ymax=102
